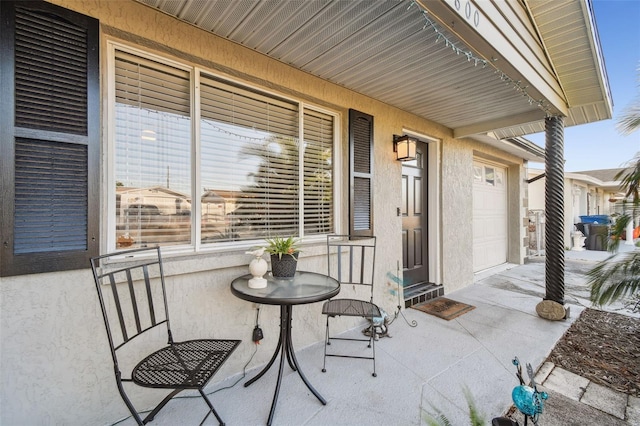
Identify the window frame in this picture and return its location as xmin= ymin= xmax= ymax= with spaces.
xmin=106 ymin=41 xmax=340 ymax=253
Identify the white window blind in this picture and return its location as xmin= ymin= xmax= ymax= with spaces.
xmin=114 ymin=50 xmax=192 ymax=249
xmin=303 ymin=109 xmax=334 ymax=235
xmin=200 ymin=74 xmax=300 ymax=243
xmin=110 ymin=46 xmax=334 ymax=251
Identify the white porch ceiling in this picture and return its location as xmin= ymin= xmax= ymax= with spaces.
xmin=133 ymin=0 xmax=611 ymax=150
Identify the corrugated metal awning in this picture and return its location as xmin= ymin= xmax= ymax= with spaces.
xmin=134 ymin=0 xmax=611 ymax=146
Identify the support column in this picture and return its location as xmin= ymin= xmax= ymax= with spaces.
xmin=537 ymin=115 xmax=567 ymax=320
xmin=625 ymin=220 xmax=635 ymax=245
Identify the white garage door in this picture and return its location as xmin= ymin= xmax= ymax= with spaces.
xmin=472 ymin=161 xmax=507 ymax=272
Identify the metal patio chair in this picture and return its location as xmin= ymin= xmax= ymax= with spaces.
xmin=90 ymin=246 xmax=241 ymax=425
xmin=321 ymin=235 xmax=381 ymax=377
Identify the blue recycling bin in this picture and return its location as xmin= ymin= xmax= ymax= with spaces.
xmin=579 ymin=215 xmax=610 ymax=224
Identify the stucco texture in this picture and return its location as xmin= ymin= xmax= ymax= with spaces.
xmin=0 ymin=1 xmax=528 ymax=424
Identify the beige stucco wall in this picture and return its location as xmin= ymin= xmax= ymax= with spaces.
xmin=528 ymin=168 xmax=546 ymax=211
xmin=528 ymin=169 xmax=617 ymax=250
xmin=441 ymin=142 xmax=474 ymax=290
xmin=530 ymin=174 xmax=577 ymax=249
xmin=0 ymin=1 xmax=529 ymax=424
xmin=440 ymin=138 xmax=527 ymax=291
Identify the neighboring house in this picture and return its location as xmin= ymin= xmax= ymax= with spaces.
xmin=0 ymin=1 xmax=611 ymax=423
xmin=116 ymin=186 xmax=192 ymax=246
xmin=528 ymin=168 xmax=628 ymax=249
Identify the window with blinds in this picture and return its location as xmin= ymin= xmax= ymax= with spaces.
xmin=114 ymin=51 xmax=192 ymax=249
xmin=200 ymin=75 xmax=300 ymax=243
xmin=303 ymin=109 xmax=334 ymax=235
xmin=111 ymin=46 xmax=335 ymax=250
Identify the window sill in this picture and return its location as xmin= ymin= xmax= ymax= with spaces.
xmin=147 ymin=238 xmax=329 ymax=278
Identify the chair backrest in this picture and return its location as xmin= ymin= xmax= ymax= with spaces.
xmin=327 ymin=235 xmax=377 ymax=301
xmin=90 ymin=246 xmax=171 ymax=367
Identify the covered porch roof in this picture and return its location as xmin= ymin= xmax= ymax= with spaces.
xmin=134 ymin=0 xmax=612 ymax=156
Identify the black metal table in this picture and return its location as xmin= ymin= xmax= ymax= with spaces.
xmin=230 ymin=271 xmax=340 ymax=426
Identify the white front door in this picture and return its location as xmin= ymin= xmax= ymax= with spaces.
xmin=472 ymin=161 xmax=508 ymax=272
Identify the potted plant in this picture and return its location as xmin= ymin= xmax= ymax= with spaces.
xmin=264 ymin=236 xmax=300 ymax=278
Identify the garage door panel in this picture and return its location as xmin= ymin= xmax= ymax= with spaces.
xmin=473 ymin=161 xmax=507 ymax=272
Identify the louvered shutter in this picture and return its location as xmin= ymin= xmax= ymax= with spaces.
xmin=349 ymin=109 xmax=374 ymax=236
xmin=0 ymin=2 xmax=99 ymax=276
xmin=14 ymin=139 xmax=88 ymax=254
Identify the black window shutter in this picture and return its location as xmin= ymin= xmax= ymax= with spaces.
xmin=0 ymin=1 xmax=99 ymax=276
xmin=348 ymin=109 xmax=374 ymax=236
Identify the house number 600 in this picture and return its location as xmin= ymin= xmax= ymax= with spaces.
xmin=453 ymin=0 xmax=480 ymax=28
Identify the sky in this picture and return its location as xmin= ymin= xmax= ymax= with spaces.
xmin=527 ymin=0 xmax=640 ymax=172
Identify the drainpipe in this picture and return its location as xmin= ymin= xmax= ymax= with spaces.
xmin=537 ymin=115 xmax=567 ymax=321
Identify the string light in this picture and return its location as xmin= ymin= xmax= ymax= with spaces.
xmin=201 ymin=120 xmax=299 ymax=144
xmin=408 ymin=0 xmax=554 ymax=115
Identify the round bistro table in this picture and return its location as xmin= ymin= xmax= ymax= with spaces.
xmin=230 ymin=271 xmax=340 ymax=426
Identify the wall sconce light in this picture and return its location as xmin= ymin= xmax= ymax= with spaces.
xmin=393 ymin=134 xmax=417 ymax=161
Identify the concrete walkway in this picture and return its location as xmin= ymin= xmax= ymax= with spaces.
xmin=113 ymin=247 xmax=639 ymax=426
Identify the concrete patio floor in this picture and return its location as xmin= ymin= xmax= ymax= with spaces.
xmin=112 ymin=245 xmax=639 ymax=426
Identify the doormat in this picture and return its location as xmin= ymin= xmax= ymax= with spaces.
xmin=411 ymin=297 xmax=475 ymax=320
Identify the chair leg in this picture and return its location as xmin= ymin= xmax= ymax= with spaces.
xmin=322 ymin=315 xmax=377 ymax=377
xmin=371 ymin=330 xmax=377 ymax=377
xmin=117 ymin=376 xmax=185 ymax=425
xmin=322 ymin=315 xmax=330 ymax=373
xmin=116 ymin=376 xmax=145 ymax=426
xmin=199 ymin=389 xmax=225 ymax=426
xmin=143 ymin=389 xmax=182 ymax=424
xmin=363 ymin=314 xmax=378 ymax=377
